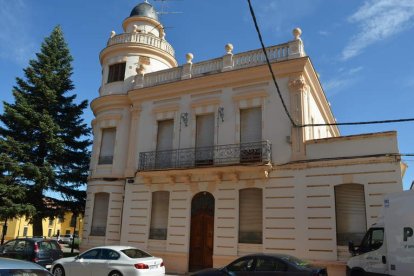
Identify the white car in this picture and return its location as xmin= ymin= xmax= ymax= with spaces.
xmin=51 ymin=245 xmax=165 ymax=276
xmin=60 ymin=234 xmax=80 ymax=244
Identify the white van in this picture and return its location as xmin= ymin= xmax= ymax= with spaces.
xmin=347 ymin=190 xmax=414 ymax=276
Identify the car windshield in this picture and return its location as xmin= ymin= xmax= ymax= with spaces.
xmin=121 ymin=249 xmax=152 ymax=258
xmin=280 ymin=255 xmax=311 ymax=268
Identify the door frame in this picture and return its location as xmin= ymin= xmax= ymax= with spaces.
xmin=188 ymin=191 xmax=215 ymax=271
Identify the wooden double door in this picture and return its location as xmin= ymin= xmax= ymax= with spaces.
xmin=189 ymin=192 xmax=215 ymax=272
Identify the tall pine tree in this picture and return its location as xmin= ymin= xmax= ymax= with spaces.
xmin=0 ymin=26 xmax=91 ymax=236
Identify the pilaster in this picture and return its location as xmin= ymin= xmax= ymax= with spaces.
xmin=288 ymin=74 xmax=309 ymax=160
xmin=125 ymin=104 xmax=142 ymax=177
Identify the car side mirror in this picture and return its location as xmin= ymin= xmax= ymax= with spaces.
xmin=348 ymin=241 xmax=356 ymax=255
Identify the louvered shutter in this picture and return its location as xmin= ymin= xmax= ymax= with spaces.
xmin=240 ymin=107 xmax=262 ymax=143
xmin=239 ymin=188 xmax=263 ymax=244
xmin=150 ymin=191 xmax=170 ymax=240
xmin=195 ymin=114 xmax=214 ymax=165
xmin=99 ymin=128 xmax=116 ymax=164
xmin=156 ymin=120 xmax=174 ymax=151
xmin=335 ymin=184 xmax=367 ymax=245
xmin=91 ymin=193 xmax=109 ymax=236
xmin=196 ymin=114 xmax=214 ymax=148
xmin=156 ymin=120 xmax=174 ymax=168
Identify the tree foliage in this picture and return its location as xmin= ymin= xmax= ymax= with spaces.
xmin=0 ymin=26 xmax=91 ymax=235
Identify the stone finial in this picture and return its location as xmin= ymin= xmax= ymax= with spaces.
xmin=160 ymin=28 xmax=166 ymax=39
xmin=110 ymin=30 xmax=116 ymax=38
xmin=186 ymin=53 xmax=194 ymax=64
xmin=293 ymin=27 xmax=302 ymax=40
xmin=225 ymin=43 xmax=234 ymax=55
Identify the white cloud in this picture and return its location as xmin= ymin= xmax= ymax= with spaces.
xmin=0 ymin=0 xmax=36 ymax=65
xmin=342 ymin=0 xmax=414 ymax=60
xmin=323 ymin=66 xmax=364 ymax=95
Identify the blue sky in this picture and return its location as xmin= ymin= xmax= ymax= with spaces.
xmin=1 ymin=0 xmax=413 ymax=189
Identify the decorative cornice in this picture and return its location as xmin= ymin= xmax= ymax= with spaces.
xmin=137 ymin=164 xmax=272 ymax=183
xmin=232 ymin=90 xmax=268 ymax=102
xmin=152 ymin=104 xmax=180 ymax=114
xmin=91 ymin=94 xmax=131 ymax=115
xmin=128 ymin=58 xmax=308 ymax=102
xmin=190 ymin=98 xmax=221 ymax=108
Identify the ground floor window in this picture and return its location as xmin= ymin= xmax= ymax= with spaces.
xmin=335 ymin=184 xmax=367 ymax=245
xmin=239 ymin=188 xmax=262 ymax=244
xmin=149 ymin=191 xmax=170 ymax=240
xmin=90 ymin=192 xmax=109 ymax=236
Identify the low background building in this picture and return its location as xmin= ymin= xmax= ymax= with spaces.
xmin=0 ymin=212 xmax=83 ymax=242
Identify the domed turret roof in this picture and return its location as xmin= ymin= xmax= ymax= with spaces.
xmin=129 ymin=2 xmax=159 ymax=21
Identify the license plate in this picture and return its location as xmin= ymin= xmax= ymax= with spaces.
xmin=46 ymin=265 xmax=51 ymax=269
xmin=149 ymin=265 xmax=158 ymax=269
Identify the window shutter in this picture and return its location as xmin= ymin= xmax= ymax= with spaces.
xmin=99 ymin=128 xmax=116 ymax=164
xmin=156 ymin=120 xmax=174 ymax=151
xmin=196 ymin=114 xmax=214 ymax=148
xmin=239 ymin=188 xmax=262 ymax=244
xmin=107 ymin=62 xmax=126 ymax=83
xmin=91 ymin=193 xmax=109 ymax=236
xmin=335 ymin=184 xmax=367 ymax=245
xmin=195 ymin=114 xmax=215 ymax=165
xmin=150 ymin=191 xmax=170 ymax=240
xmin=240 ymin=107 xmax=262 ymax=143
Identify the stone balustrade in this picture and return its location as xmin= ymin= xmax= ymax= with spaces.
xmin=107 ymin=32 xmax=175 ymax=57
xmin=134 ymin=41 xmax=302 ymax=89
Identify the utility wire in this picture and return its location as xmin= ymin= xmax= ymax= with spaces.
xmin=302 ymin=118 xmax=414 ymax=127
xmin=246 ymin=0 xmax=414 ymax=128
xmin=246 ymin=0 xmax=296 ymax=127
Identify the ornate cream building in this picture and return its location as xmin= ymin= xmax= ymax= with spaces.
xmin=81 ymin=2 xmax=404 ymax=275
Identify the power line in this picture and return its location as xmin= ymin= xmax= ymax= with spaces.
xmin=246 ymin=0 xmax=296 ymax=127
xmin=302 ymin=117 xmax=414 ymax=127
xmin=246 ymin=0 xmax=414 ymax=129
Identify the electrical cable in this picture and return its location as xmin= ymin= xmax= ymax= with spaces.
xmin=246 ymin=0 xmax=297 ymax=127
xmin=246 ymin=0 xmax=414 ymax=128
xmin=302 ymin=117 xmax=414 ymax=127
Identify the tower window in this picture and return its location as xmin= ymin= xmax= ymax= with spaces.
xmin=107 ymin=62 xmax=126 ymax=83
xmin=99 ymin=128 xmax=116 ymax=165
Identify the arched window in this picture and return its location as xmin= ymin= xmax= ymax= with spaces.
xmin=91 ymin=192 xmax=109 ymax=236
xmin=149 ymin=191 xmax=170 ymax=240
xmin=335 ymin=184 xmax=367 ymax=245
xmin=239 ymin=188 xmax=262 ymax=244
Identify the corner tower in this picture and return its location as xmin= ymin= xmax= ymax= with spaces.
xmin=99 ymin=1 xmax=177 ymax=96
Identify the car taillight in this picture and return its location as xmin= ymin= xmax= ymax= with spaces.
xmin=134 ymin=263 xmax=149 ymax=269
xmin=160 ymin=262 xmax=164 ymax=267
xmin=34 ymin=243 xmax=39 ymax=253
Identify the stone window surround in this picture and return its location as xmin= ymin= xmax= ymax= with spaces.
xmin=91 ymin=113 xmax=122 ymax=170
xmin=232 ymin=90 xmax=268 ymax=144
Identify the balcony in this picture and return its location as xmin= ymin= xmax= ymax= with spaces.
xmin=138 ymin=141 xmax=272 ymax=171
xmin=107 ymin=33 xmax=175 ymax=57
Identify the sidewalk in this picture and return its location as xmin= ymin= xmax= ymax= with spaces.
xmin=60 ymin=243 xmax=79 ymax=254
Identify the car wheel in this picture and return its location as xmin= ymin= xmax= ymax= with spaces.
xmin=52 ymin=265 xmax=65 ymax=276
xmin=109 ymin=271 xmax=123 ymax=276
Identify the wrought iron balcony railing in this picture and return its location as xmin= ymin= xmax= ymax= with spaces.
xmin=138 ymin=141 xmax=271 ymax=171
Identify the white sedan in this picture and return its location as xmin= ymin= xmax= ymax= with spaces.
xmin=51 ymin=245 xmax=165 ymax=276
